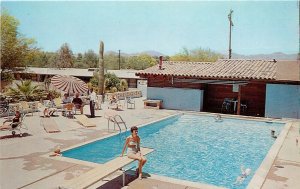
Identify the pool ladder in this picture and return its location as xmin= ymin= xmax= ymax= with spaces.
xmin=107 ymin=114 xmax=127 ymax=133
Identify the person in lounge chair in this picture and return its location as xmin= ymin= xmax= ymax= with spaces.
xmin=0 ymin=110 xmax=21 ymax=130
xmin=72 ymin=93 xmax=83 ymax=114
xmin=109 ymin=94 xmax=120 ymax=109
xmin=44 ymin=98 xmax=57 ymax=117
xmin=109 ymin=94 xmax=118 ymax=104
xmin=121 ymin=126 xmax=147 ymax=180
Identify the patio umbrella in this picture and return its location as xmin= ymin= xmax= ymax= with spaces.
xmin=50 ymin=75 xmax=88 ymax=94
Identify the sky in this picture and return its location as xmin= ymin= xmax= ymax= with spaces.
xmin=2 ymin=0 xmax=299 ymax=56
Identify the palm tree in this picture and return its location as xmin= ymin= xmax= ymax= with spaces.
xmin=7 ymin=80 xmax=40 ymax=101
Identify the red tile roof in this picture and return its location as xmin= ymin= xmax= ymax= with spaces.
xmin=137 ymin=59 xmax=279 ymax=80
xmin=138 ymin=61 xmax=213 ymax=77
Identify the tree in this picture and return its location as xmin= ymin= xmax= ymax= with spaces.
xmin=23 ymin=50 xmax=48 ymax=67
xmin=119 ymin=79 xmax=128 ymax=91
xmin=170 ymin=47 xmax=190 ymax=61
xmin=0 ymin=10 xmax=36 ymax=70
xmin=104 ymin=73 xmax=120 ymax=92
xmin=83 ymin=50 xmax=98 ymax=68
xmin=170 ymin=48 xmax=223 ymax=62
xmin=104 ymin=52 xmax=120 ymax=70
xmin=55 ymin=43 xmax=73 ymax=68
xmin=125 ymin=54 xmax=156 ymax=70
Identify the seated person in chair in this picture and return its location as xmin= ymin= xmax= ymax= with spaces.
xmin=0 ymin=110 xmax=21 ymax=130
xmin=62 ymin=93 xmax=71 ymax=104
xmin=109 ymin=94 xmax=118 ymax=104
xmin=44 ymin=99 xmax=57 ymax=117
xmin=109 ymin=94 xmax=119 ymax=109
xmin=72 ymin=93 xmax=83 ymax=114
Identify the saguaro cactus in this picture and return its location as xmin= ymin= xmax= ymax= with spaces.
xmin=98 ymin=41 xmax=105 ymax=98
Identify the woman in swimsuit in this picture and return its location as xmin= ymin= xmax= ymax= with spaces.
xmin=0 ymin=110 xmax=21 ymax=130
xmin=121 ymin=126 xmax=147 ymax=179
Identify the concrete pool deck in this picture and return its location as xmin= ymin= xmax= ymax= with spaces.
xmin=0 ymin=97 xmax=299 ymax=189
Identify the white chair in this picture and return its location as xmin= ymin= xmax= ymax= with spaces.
xmin=126 ymin=97 xmax=135 ymax=109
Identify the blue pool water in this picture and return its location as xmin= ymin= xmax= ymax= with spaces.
xmin=63 ymin=114 xmax=284 ymax=189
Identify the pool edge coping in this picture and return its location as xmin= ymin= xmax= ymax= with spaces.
xmin=44 ymin=111 xmax=291 ymax=189
xmin=146 ymin=173 xmax=228 ymax=189
xmin=245 ymin=121 xmax=292 ymax=189
xmin=43 ymin=113 xmax=182 ymax=165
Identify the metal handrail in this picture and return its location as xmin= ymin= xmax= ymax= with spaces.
xmin=107 ymin=114 xmax=127 ymax=133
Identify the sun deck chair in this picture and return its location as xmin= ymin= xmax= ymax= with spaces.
xmin=126 ymin=97 xmax=135 ymax=109
xmin=59 ymin=147 xmax=154 ymax=189
xmin=53 ymin=98 xmax=63 ymax=110
xmin=74 ymin=115 xmax=96 ymax=127
xmin=28 ymin=101 xmax=39 ymax=114
xmin=0 ymin=113 xmax=28 ymax=136
xmin=63 ymin=103 xmax=75 ymax=118
xmin=19 ymin=101 xmax=33 ymax=115
xmin=108 ymin=96 xmax=123 ymax=110
xmin=40 ymin=117 xmax=60 ymax=133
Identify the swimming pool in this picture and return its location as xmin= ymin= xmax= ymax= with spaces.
xmin=63 ymin=114 xmax=284 ymax=189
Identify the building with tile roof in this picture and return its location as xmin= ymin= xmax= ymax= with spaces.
xmin=137 ymin=59 xmax=300 ymax=118
xmin=10 ymin=67 xmax=142 ymax=88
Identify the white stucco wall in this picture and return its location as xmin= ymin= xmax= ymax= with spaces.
xmin=265 ymin=84 xmax=300 ymax=119
xmin=147 ymin=87 xmax=203 ymax=111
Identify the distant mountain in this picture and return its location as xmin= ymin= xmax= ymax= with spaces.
xmin=107 ymin=50 xmax=298 ymax=60
xmin=106 ymin=50 xmax=165 ymax=57
xmin=138 ymin=51 xmax=165 ymax=57
xmin=231 ymin=52 xmax=298 ymax=60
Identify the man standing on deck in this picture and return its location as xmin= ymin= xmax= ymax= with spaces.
xmin=89 ymin=88 xmax=96 ymax=118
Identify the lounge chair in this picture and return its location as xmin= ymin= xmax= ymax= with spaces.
xmin=28 ymin=101 xmax=39 ymax=114
xmin=63 ymin=103 xmax=75 ymax=118
xmin=59 ymin=147 xmax=154 ymax=189
xmin=53 ymin=98 xmax=63 ymax=110
xmin=41 ymin=117 xmax=60 ymax=133
xmin=74 ymin=115 xmax=96 ymax=127
xmin=19 ymin=101 xmax=33 ymax=115
xmin=108 ymin=99 xmax=123 ymax=110
xmin=1 ymin=113 xmax=28 ymax=136
xmin=126 ymin=97 xmax=135 ymax=109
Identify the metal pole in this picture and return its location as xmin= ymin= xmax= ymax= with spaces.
xmin=229 ymin=23 xmax=232 ymax=59
xmin=228 ymin=9 xmax=234 ymax=59
xmin=118 ymin=50 xmax=121 ymax=70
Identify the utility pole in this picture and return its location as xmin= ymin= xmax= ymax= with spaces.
xmin=228 ymin=9 xmax=234 ymax=59
xmin=118 ymin=50 xmax=121 ymax=70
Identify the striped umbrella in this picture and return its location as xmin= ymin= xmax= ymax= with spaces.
xmin=50 ymin=75 xmax=88 ymax=94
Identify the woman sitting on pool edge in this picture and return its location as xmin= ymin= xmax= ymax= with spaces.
xmin=121 ymin=126 xmax=147 ymax=179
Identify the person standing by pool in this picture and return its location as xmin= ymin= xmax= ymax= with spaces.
xmin=121 ymin=126 xmax=147 ymax=179
xmin=89 ymin=88 xmax=96 ymax=118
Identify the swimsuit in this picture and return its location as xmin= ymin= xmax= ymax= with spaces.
xmin=127 ymin=137 xmax=139 ymax=155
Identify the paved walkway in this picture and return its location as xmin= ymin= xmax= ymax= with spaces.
xmin=261 ymin=121 xmax=300 ymax=189
xmin=0 ymin=97 xmax=299 ymax=189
